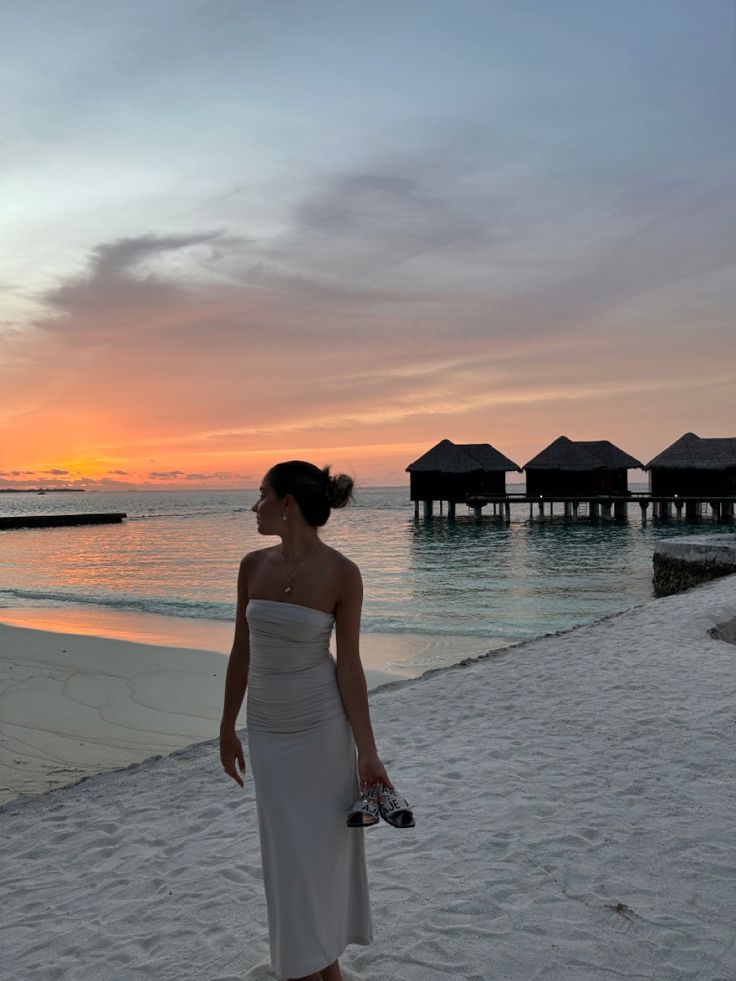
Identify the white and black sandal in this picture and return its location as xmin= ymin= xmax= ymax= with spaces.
xmin=377 ymin=783 xmax=415 ymax=828
xmin=346 ymin=786 xmax=380 ymax=827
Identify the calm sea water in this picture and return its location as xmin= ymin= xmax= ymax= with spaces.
xmin=0 ymin=486 xmax=730 ymax=669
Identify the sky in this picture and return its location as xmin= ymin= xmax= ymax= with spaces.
xmin=1 ymin=0 xmax=735 ymax=489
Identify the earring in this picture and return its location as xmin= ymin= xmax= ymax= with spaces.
xmin=282 ymin=514 xmax=287 ymax=522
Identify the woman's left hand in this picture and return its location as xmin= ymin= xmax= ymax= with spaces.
xmin=358 ymin=751 xmax=394 ymax=792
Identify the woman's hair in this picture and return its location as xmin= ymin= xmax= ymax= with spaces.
xmin=265 ymin=460 xmax=355 ymax=527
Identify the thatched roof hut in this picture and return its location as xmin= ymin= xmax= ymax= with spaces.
xmin=406 ymin=439 xmax=521 ymax=502
xmin=644 ymin=433 xmax=736 ymax=495
xmin=523 ymin=436 xmax=642 ymax=496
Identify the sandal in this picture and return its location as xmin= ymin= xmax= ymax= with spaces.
xmin=377 ymin=783 xmax=415 ymax=828
xmin=346 ymin=786 xmax=380 ymax=827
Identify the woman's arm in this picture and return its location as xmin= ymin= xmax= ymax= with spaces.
xmin=219 ymin=555 xmax=251 ymax=786
xmin=335 ymin=559 xmax=394 ymax=791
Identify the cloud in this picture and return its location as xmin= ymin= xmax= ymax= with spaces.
xmin=28 ymin=151 xmax=736 ymax=360
xmin=39 ymin=231 xmax=232 ymax=338
xmin=43 ymin=468 xmax=69 ymax=475
xmin=89 ymin=232 xmax=227 ymax=279
xmin=183 ymin=471 xmax=250 ymax=480
xmin=142 ymin=469 xmax=250 ymax=481
xmin=295 ymin=171 xmax=487 ymax=258
xmin=3 ymin=145 xmax=735 ymax=484
xmin=1 ymin=1 xmax=734 ymax=485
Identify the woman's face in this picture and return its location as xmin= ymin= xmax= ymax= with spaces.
xmin=251 ymin=478 xmax=283 ymax=535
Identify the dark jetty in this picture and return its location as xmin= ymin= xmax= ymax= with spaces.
xmin=0 ymin=513 xmax=127 ymax=530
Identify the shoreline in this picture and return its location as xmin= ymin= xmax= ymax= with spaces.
xmin=3 ymin=575 xmax=736 ymax=978
xmin=0 ymin=607 xmax=496 ymax=806
xmin=0 ymin=619 xmax=405 ymax=806
xmin=0 ymin=603 xmax=503 ymax=672
xmin=4 ymin=521 xmax=730 ymax=809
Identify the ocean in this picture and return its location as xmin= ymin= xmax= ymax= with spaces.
xmin=0 ymin=485 xmax=729 ymax=674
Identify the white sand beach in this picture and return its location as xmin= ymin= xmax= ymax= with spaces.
xmin=2 ymin=574 xmax=736 ymax=980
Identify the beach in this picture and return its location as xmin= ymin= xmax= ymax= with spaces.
xmin=5 ymin=0 xmax=736 ymax=974
xmin=0 ymin=611 xmax=435 ymax=805
xmin=2 ymin=573 xmax=735 ymax=979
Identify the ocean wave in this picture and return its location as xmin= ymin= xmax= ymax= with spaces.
xmin=358 ymin=617 xmax=538 ymax=640
xmin=0 ymin=587 xmax=234 ymax=622
xmin=0 ymin=586 xmax=542 ymax=641
xmin=127 ymin=509 xmax=233 ymax=521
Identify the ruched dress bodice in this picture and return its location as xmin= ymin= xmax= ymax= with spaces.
xmin=243 ymin=598 xmax=373 ymax=977
xmin=245 ymin=599 xmax=345 ymax=733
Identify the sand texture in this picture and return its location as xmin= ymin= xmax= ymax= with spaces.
xmin=2 ymin=574 xmax=736 ymax=980
xmin=0 ymin=621 xmax=407 ymax=804
xmin=0 ymin=624 xmax=246 ymax=804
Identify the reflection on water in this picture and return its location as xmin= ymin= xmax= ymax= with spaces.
xmin=405 ymin=506 xmax=724 ymax=640
xmin=0 ymin=489 xmax=730 ymax=655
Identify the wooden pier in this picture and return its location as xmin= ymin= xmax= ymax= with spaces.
xmin=414 ymin=494 xmax=736 ymax=523
xmin=0 ymin=513 xmax=127 ymax=530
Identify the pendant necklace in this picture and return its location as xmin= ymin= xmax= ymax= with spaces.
xmin=281 ymin=541 xmax=319 ymax=595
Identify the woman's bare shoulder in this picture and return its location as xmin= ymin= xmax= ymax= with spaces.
xmin=240 ymin=546 xmax=279 ymax=570
xmin=323 ymin=544 xmax=361 ymax=580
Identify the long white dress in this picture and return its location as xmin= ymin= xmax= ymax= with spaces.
xmin=245 ymin=599 xmax=373 ymax=979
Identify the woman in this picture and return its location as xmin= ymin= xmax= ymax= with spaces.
xmin=220 ymin=460 xmax=393 ymax=981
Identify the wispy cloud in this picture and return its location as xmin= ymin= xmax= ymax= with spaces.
xmin=1 ymin=1 xmax=735 ymax=485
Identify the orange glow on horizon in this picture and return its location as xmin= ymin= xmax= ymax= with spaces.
xmin=3 ymin=327 xmax=733 ymax=490
xmin=2 ymin=6 xmax=735 ymax=497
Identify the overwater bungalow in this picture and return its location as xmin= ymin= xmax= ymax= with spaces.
xmin=523 ymin=436 xmax=643 ymax=497
xmin=645 ymin=433 xmax=736 ymax=496
xmin=406 ymin=439 xmax=521 ymax=514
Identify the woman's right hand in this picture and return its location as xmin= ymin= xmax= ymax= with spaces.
xmin=358 ymin=751 xmax=394 ymax=793
xmin=220 ymin=728 xmax=246 ymax=788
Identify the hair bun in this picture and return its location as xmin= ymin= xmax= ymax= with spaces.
xmin=321 ymin=467 xmax=354 ymax=509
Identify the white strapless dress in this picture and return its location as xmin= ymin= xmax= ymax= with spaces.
xmin=245 ymin=599 xmax=373 ymax=979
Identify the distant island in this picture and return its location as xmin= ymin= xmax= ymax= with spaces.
xmin=0 ymin=488 xmax=86 ymax=494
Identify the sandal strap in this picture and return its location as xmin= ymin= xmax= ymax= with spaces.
xmin=378 ymin=786 xmax=412 ymax=813
xmin=348 ymin=788 xmax=379 ymax=817
xmin=351 ymin=799 xmax=377 ymax=815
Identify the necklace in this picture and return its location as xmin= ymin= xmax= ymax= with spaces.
xmin=280 ymin=541 xmax=319 ymax=595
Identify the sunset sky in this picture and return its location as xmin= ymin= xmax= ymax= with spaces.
xmin=2 ymin=0 xmax=734 ymax=489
